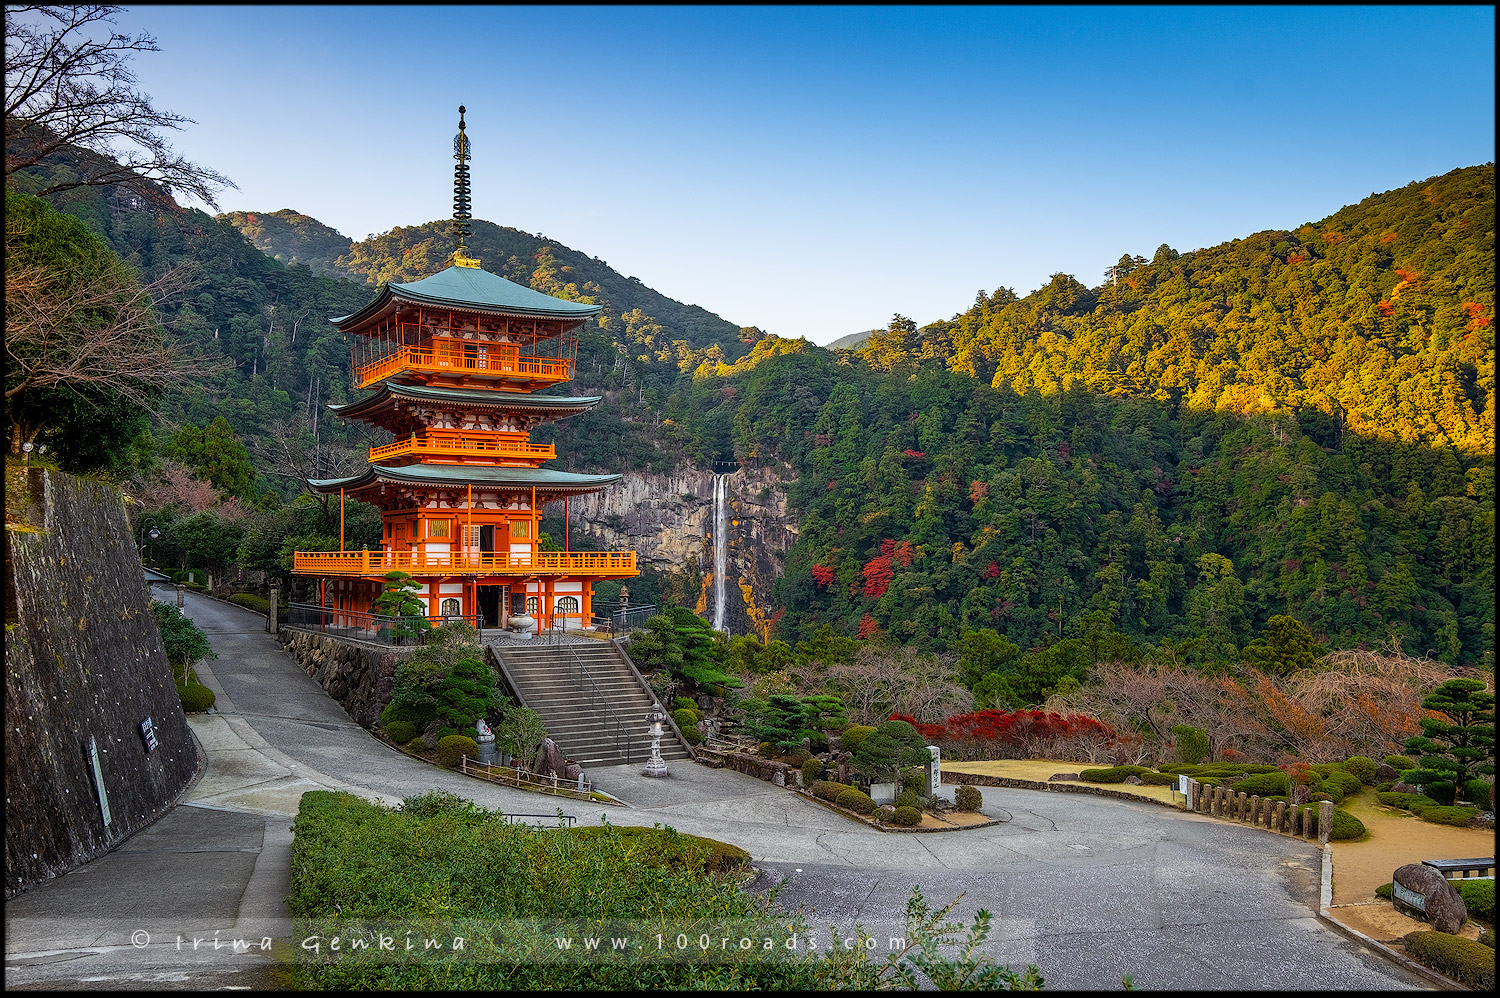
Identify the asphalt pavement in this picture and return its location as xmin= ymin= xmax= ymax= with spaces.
xmin=3 ymin=588 xmax=1432 ymax=990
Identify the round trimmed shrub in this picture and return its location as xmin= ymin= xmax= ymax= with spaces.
xmin=1329 ymin=809 xmax=1366 ymax=841
xmin=1416 ymin=805 xmax=1480 ymax=827
xmin=674 ymin=696 xmax=698 ymax=713
xmin=435 ymin=734 xmax=480 ymax=768
xmin=1461 ymin=779 xmax=1492 ymax=806
xmin=954 ymin=784 xmax=983 ymax=812
xmin=1383 ymin=754 xmax=1416 ymax=771
xmin=1374 ymin=782 xmax=1394 ymax=793
xmin=1478 ymin=929 xmax=1495 ymax=950
xmin=812 ymin=780 xmax=852 ymax=802
xmin=384 ymin=719 xmax=417 ymax=744
xmin=1323 ymin=770 xmax=1365 ymax=797
xmin=839 ymin=724 xmax=876 ymax=753
xmin=1232 ymin=772 xmax=1291 ymax=796
xmin=892 ymin=805 xmax=922 ymax=827
xmin=228 ymin=592 xmax=270 ymax=614
xmin=1139 ymin=771 xmax=1180 ymax=786
xmin=680 ymin=723 xmax=703 ymax=745
xmin=1451 ymin=878 xmax=1494 ymax=923
xmin=896 ymin=789 xmax=919 ymax=809
xmin=177 ymin=681 xmax=216 ymax=712
xmin=874 ymin=805 xmax=897 ymax=823
xmin=757 ymin=741 xmax=774 ymax=758
xmin=1341 ymin=756 xmax=1377 ymax=785
xmin=801 ymin=757 xmax=826 ymax=786
xmin=901 ymin=769 xmax=927 ymax=794
xmin=835 ymin=787 xmax=877 ymax=815
xmin=673 ymin=707 xmax=702 ymax=728
xmin=404 ymin=737 xmax=429 ymax=752
xmin=1378 ymin=791 xmax=1431 ymax=810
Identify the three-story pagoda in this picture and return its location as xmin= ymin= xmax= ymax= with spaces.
xmin=292 ymin=107 xmax=636 ymax=629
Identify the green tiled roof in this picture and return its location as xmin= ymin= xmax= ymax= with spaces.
xmin=328 ymin=382 xmax=602 ymax=419
xmin=332 ymin=265 xmax=602 ymax=325
xmin=309 ymin=464 xmax=621 ymax=495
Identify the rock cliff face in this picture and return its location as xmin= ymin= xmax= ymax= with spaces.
xmin=568 ymin=462 xmax=797 ymax=637
xmin=4 ymin=468 xmax=198 ymax=897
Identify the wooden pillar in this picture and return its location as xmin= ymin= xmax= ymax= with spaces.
xmin=340 ymin=488 xmax=346 ymax=551
xmin=581 ymin=583 xmax=592 ymax=629
xmin=466 ymin=484 xmax=473 ymax=568
xmin=564 ymin=497 xmax=569 ymax=551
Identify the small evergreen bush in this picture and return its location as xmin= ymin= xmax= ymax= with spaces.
xmin=384 ymin=720 xmax=417 ymax=744
xmin=404 ymin=737 xmax=429 ymax=752
xmin=896 ymin=789 xmax=919 ymax=809
xmin=1322 ymin=770 xmax=1365 ymax=797
xmin=1341 ymin=756 xmax=1378 ymax=785
xmin=1375 ymin=883 xmax=1393 ymax=899
xmin=673 ymin=707 xmax=702 ymax=728
xmin=1078 ymin=765 xmax=1152 ymax=783
xmin=892 ymin=805 xmax=922 ymax=827
xmin=1451 ymin=878 xmax=1494 ymax=923
xmin=1416 ymin=805 xmax=1479 ymax=827
xmin=1384 ymin=754 xmax=1417 ymax=771
xmin=901 ymin=769 xmax=927 ymax=794
xmin=177 ymin=681 xmax=216 ymax=712
xmin=674 ymin=696 xmax=698 ymax=713
xmin=812 ymin=780 xmax=852 ymax=802
xmin=228 ymin=593 xmax=270 ymax=614
xmin=757 ymin=741 xmax=774 ymax=758
xmin=1139 ymin=771 xmax=1180 ymax=786
xmin=1378 ymin=791 xmax=1431 ymax=810
xmin=835 ymin=787 xmax=877 ymax=814
xmin=954 ymin=784 xmax=983 ymax=811
xmin=1461 ymin=779 xmax=1491 ymax=806
xmin=1477 ymin=929 xmax=1494 ymax=949
xmin=839 ymin=724 xmax=876 ymax=753
xmin=1402 ymin=931 xmax=1496 ymax=990
xmin=801 ymin=757 xmax=825 ymax=786
xmin=874 ymin=805 xmax=897 ymax=823
xmin=1375 ymin=782 xmax=1394 ymax=793
xmin=1232 ymin=772 xmax=1291 ymax=796
xmin=1329 ymin=809 xmax=1366 ymax=840
xmin=680 ymin=723 xmax=703 ymax=745
xmin=435 ymin=734 xmax=480 ymax=768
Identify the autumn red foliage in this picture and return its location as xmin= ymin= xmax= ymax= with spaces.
xmin=810 ymin=564 xmax=835 ymax=587
xmin=983 ymin=561 xmax=1000 ymax=579
xmin=889 ymin=708 xmax=1121 ymax=762
xmin=863 ymin=552 xmax=894 ymax=597
xmin=901 ymin=449 xmax=925 ymax=458
xmin=854 ymin=614 xmax=882 ymax=640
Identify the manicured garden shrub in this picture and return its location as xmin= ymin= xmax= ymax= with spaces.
xmin=1384 ymin=754 xmax=1416 ymax=771
xmin=1416 ymin=805 xmax=1480 ymax=827
xmin=835 ymin=787 xmax=877 ymax=814
xmin=838 ymin=724 xmax=876 ymax=753
xmin=901 ymin=769 xmax=927 ymax=794
xmin=1402 ymin=930 xmax=1496 ymax=990
xmin=569 ymin=825 xmax=751 ymax=875
xmin=1461 ymin=779 xmax=1492 ymax=806
xmin=674 ymin=696 xmax=698 ymax=713
xmin=954 ymin=784 xmax=983 ymax=811
xmin=404 ymin=737 xmax=429 ymax=752
xmin=1328 ymin=809 xmax=1366 ymax=841
xmin=680 ymin=723 xmax=703 ymax=745
xmin=801 ymin=757 xmax=825 ymax=786
xmin=177 ymin=681 xmax=216 ymax=712
xmin=673 ymin=707 xmax=702 ymax=728
xmin=1378 ymin=791 xmax=1432 ymax=810
xmin=1311 ymin=784 xmax=1346 ymax=804
xmin=1374 ymin=782 xmax=1394 ymax=793
xmin=1079 ymin=765 xmax=1152 ymax=784
xmin=1478 ymin=929 xmax=1494 ymax=949
xmin=435 ymin=734 xmax=480 ymax=768
xmin=228 ymin=592 xmax=270 ymax=614
xmin=896 ymin=789 xmax=919 ymax=809
xmin=1195 ymin=776 xmax=1223 ymax=787
xmin=1450 ymin=879 xmax=1494 ymax=923
xmin=892 ymin=805 xmax=922 ymax=827
xmin=383 ymin=719 xmax=417 ymax=744
xmin=1375 ymin=883 xmax=1393 ymax=899
xmin=1139 ymin=771 xmax=1180 ymax=786
xmin=1341 ymin=756 xmax=1378 ymax=785
xmin=811 ymin=780 xmax=851 ymax=802
xmin=1232 ymin=772 xmax=1291 ymax=796
xmin=1322 ymin=770 xmax=1365 ymax=797
xmin=757 ymin=741 xmax=774 ymax=758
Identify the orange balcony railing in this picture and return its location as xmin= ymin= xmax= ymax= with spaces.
xmin=369 ymin=431 xmax=556 ymax=464
xmin=356 ymin=338 xmax=573 ymax=389
xmin=292 ymin=549 xmax=638 ymax=578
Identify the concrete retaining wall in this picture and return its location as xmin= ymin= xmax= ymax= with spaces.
xmin=694 ymin=748 xmax=796 ymax=785
xmin=275 ymin=627 xmax=418 ymax=728
xmin=4 ymin=468 xmax=197 ymax=897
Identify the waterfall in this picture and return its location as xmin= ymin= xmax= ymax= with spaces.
xmin=711 ymin=472 xmax=729 ymax=633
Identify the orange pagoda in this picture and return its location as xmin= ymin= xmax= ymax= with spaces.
xmin=292 ymin=107 xmax=636 ymax=629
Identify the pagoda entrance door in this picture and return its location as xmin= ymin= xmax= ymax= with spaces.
xmin=478 ymin=585 xmax=503 ymax=628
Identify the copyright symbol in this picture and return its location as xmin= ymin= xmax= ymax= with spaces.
xmin=131 ymin=930 xmax=150 ymax=948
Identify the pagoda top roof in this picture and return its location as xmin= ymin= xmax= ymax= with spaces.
xmin=309 ymin=463 xmax=621 ymax=496
xmin=329 ymin=381 xmax=603 ymax=421
xmin=331 ymin=264 xmax=603 ymax=327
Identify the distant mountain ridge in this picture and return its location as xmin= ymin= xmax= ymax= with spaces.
xmin=826 ymin=329 xmax=878 ymax=350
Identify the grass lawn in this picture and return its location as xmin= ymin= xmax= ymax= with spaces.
xmin=942 ymin=759 xmax=1184 ymax=806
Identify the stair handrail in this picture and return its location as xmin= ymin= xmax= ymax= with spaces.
xmin=557 ymin=640 xmax=632 ymax=765
xmin=610 ymin=637 xmax=696 ymax=761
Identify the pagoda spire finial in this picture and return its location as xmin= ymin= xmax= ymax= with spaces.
xmin=451 ymin=104 xmax=479 ymax=268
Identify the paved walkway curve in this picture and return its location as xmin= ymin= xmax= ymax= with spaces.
xmin=3 ymin=590 xmax=1431 ymax=990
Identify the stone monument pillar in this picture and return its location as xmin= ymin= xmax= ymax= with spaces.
xmin=642 ymin=703 xmax=669 ymax=778
xmin=267 ymin=586 xmax=279 ymax=634
xmin=926 ymin=745 xmax=942 ymax=796
xmin=175 ymin=583 xmax=185 ymax=607
xmin=617 ymin=585 xmax=630 ymax=635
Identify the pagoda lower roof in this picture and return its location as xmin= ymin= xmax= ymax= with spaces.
xmin=331 ymin=265 xmax=602 ymax=327
xmin=328 ymin=381 xmax=603 ymax=421
xmin=308 ymin=463 xmax=621 ymax=496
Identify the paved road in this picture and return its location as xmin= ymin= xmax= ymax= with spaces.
xmin=4 ymin=590 xmax=1430 ymax=990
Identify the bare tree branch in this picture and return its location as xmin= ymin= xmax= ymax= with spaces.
xmin=4 ymin=5 xmax=235 ymax=208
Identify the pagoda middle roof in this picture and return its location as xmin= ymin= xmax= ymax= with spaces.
xmin=309 ymin=464 xmax=621 ymax=495
xmin=331 ymin=264 xmax=602 ymax=327
xmin=328 ymin=382 xmax=603 ymax=420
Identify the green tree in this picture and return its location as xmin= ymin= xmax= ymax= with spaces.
xmin=169 ymin=417 xmax=254 ymax=496
xmin=956 ymin=628 xmax=1020 ymax=688
xmin=151 ymin=600 xmax=215 ymax=671
xmin=744 ymin=693 xmax=809 ymax=753
xmin=626 ymin=607 xmax=737 ymax=689
xmin=372 ymin=571 xmax=430 ymax=642
xmin=495 ymin=703 xmax=547 ymax=768
xmin=1185 ymin=553 xmax=1246 ymax=667
xmin=852 ymin=719 xmax=930 ymax=786
xmin=433 ymin=658 xmax=496 ymax=732
xmin=1403 ymin=678 xmax=1495 ymax=804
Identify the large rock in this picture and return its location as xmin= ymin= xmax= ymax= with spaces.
xmin=1049 ymin=772 xmax=1081 ymax=782
xmin=1375 ymin=763 xmax=1400 ymax=783
xmin=1390 ymin=782 xmax=1424 ymax=796
xmin=1391 ymin=863 xmax=1468 ymax=934
xmin=533 ymin=737 xmax=568 ymax=779
xmin=1124 ymin=775 xmax=1144 ymax=785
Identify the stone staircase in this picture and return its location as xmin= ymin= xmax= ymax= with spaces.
xmin=487 ymin=641 xmax=692 ymax=769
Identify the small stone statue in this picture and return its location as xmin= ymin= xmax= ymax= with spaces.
xmin=475 ymin=718 xmax=492 ymax=738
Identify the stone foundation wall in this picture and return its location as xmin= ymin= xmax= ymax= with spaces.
xmin=276 ymin=627 xmax=418 ymax=728
xmin=4 ymin=468 xmax=198 ymax=897
xmin=694 ymin=748 xmax=796 ymax=785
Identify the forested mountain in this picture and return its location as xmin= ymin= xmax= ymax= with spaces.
xmin=11 ymin=140 xmax=1493 ymax=675
xmin=217 ymin=208 xmax=352 ymax=277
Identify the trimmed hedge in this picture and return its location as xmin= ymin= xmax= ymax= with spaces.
xmin=435 ymin=734 xmax=480 ymax=768
xmin=891 ymin=805 xmax=922 ymax=827
xmin=801 ymin=757 xmax=825 ymax=786
xmin=1329 ymin=809 xmax=1366 ymax=841
xmin=1461 ymin=779 xmax=1492 ymax=806
xmin=404 ymin=736 xmax=429 ymax=752
xmin=569 ymin=825 xmax=751 ymax=876
xmin=1232 ymin=772 xmax=1291 ymax=796
xmin=896 ymin=789 xmax=919 ymax=809
xmin=1402 ymin=930 xmax=1496 ymax=990
xmin=384 ymin=719 xmax=417 ymax=744
xmin=1138 ymin=771 xmax=1180 ymax=786
xmin=835 ymin=787 xmax=877 ymax=815
xmin=1341 ymin=756 xmax=1377 ymax=785
xmin=954 ymin=785 xmax=983 ymax=812
xmin=1451 ymin=878 xmax=1494 ymax=923
xmin=1384 ymin=754 xmax=1416 ymax=771
xmin=177 ymin=681 xmax=216 ymax=712
xmin=839 ymin=724 xmax=876 ymax=753
xmin=673 ymin=707 xmax=702 ymax=728
xmin=227 ymin=592 xmax=270 ymax=614
xmin=1322 ymin=770 xmax=1365 ymax=797
xmin=1378 ymin=791 xmax=1432 ymax=810
xmin=811 ymin=780 xmax=852 ymax=802
xmin=1417 ymin=805 xmax=1480 ymax=827
xmin=1078 ymin=765 xmax=1152 ymax=784
xmin=1478 ymin=930 xmax=1494 ymax=949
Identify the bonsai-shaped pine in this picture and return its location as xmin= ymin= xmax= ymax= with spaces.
xmin=626 ymin=607 xmax=740 ymax=691
xmin=1403 ymin=678 xmax=1494 ymax=806
xmin=372 ymin=571 xmax=431 ymax=643
xmin=433 ymin=658 xmax=497 ymax=732
xmin=745 ymin=693 xmax=809 ymax=754
xmin=852 ymin=719 xmax=931 ymax=788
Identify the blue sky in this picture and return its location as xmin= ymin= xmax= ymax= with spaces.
xmin=115 ymin=5 xmax=1494 ymax=343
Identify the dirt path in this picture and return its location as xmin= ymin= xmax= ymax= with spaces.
xmin=1331 ymin=791 xmax=1493 ymax=904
